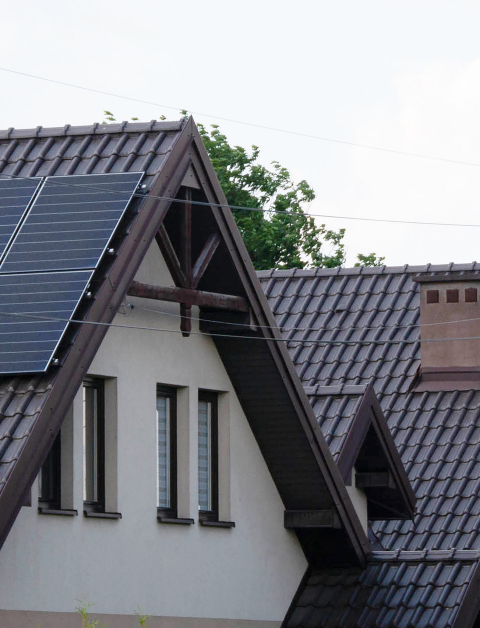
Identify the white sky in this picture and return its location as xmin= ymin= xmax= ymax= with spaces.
xmin=2 ymin=0 xmax=480 ymax=267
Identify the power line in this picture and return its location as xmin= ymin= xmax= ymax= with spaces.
xmin=133 ymin=303 xmax=480 ymax=335
xmin=1 ymin=307 xmax=479 ymax=348
xmin=1 ymin=66 xmax=480 ymax=169
xmin=1 ymin=170 xmax=480 ymax=229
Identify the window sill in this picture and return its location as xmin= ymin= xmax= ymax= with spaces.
xmin=83 ymin=510 xmax=122 ymax=520
xmin=157 ymin=516 xmax=194 ymax=525
xmin=38 ymin=507 xmax=78 ymax=517
xmin=199 ymin=520 xmax=235 ymax=529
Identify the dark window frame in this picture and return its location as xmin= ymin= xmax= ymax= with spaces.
xmin=83 ymin=376 xmax=106 ymax=514
xmin=198 ymin=390 xmax=219 ymax=522
xmin=38 ymin=432 xmax=62 ymax=510
xmin=156 ymin=385 xmax=178 ymax=520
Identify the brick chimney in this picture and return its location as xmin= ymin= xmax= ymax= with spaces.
xmin=413 ymin=273 xmax=480 ymax=391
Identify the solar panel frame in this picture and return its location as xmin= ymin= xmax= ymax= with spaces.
xmin=0 ymin=177 xmax=42 ymax=265
xmin=0 ymin=172 xmax=144 ymax=274
xmin=0 ymin=270 xmax=94 ymax=374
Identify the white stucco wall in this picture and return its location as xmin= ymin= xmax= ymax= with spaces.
xmin=0 ymin=243 xmax=307 ymax=622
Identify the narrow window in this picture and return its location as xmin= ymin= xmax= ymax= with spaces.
xmin=157 ymin=386 xmax=177 ymax=518
xmin=198 ymin=391 xmax=218 ymax=520
xmin=39 ymin=433 xmax=61 ymax=509
xmin=83 ymin=377 xmax=105 ymax=512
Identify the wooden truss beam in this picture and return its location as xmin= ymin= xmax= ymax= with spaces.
xmin=128 ymin=281 xmax=249 ymax=312
xmin=153 ymin=188 xmax=225 ymax=336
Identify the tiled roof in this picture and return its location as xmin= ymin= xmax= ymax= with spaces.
xmin=259 ymin=265 xmax=480 ymax=626
xmin=285 ymin=551 xmax=479 ymax=628
xmin=0 ymin=120 xmax=183 ymax=188
xmin=258 ymin=265 xmax=480 ymax=550
xmin=307 ymin=390 xmax=364 ymax=461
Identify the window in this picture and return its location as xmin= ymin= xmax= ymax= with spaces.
xmin=157 ymin=386 xmax=177 ymax=519
xmin=38 ymin=405 xmax=76 ymax=516
xmin=83 ymin=377 xmax=105 ymax=513
xmin=38 ymin=433 xmax=61 ymax=510
xmin=198 ymin=391 xmax=218 ymax=521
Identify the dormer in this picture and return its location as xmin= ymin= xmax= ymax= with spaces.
xmin=413 ymin=273 xmax=480 ymax=391
xmin=310 ymin=383 xmax=416 ymax=527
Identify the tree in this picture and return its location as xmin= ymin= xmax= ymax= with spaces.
xmin=103 ymin=111 xmax=383 ymax=270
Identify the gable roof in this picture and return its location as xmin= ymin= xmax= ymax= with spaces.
xmin=313 ymin=382 xmax=415 ymax=521
xmin=0 ymin=118 xmax=369 ymax=567
xmin=259 ymin=264 xmax=480 ymax=627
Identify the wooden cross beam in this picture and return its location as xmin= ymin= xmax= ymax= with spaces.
xmin=150 ymin=188 xmax=229 ymax=336
xmin=128 ymin=281 xmax=249 ymax=312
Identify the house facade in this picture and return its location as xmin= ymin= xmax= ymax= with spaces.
xmin=2 ymin=116 xmax=478 ymax=627
xmin=0 ymin=118 xmax=372 ymax=627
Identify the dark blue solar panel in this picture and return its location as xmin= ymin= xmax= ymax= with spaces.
xmin=0 ymin=177 xmax=42 ymax=262
xmin=0 ymin=270 xmax=93 ymax=374
xmin=0 ymin=172 xmax=143 ymax=274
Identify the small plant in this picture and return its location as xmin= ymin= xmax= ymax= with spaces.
xmin=75 ymin=598 xmax=103 ymax=628
xmin=135 ymin=607 xmax=151 ymax=627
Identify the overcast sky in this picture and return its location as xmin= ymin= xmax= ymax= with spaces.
xmin=2 ymin=0 xmax=480 ymax=267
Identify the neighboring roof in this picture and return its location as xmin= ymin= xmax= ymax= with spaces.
xmin=284 ymin=550 xmax=480 ymax=628
xmin=259 ymin=265 xmax=480 ymax=626
xmin=0 ymin=119 xmax=369 ymax=567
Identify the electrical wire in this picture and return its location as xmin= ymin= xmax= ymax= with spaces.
xmin=1 ymin=307 xmax=478 ymax=347
xmin=132 ymin=303 xmax=480 ymax=334
xmin=1 ymin=170 xmax=480 ymax=229
xmin=1 ymin=66 xmax=480 ymax=168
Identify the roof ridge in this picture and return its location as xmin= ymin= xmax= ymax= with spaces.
xmin=257 ymin=263 xmax=480 ymax=278
xmin=0 ymin=120 xmax=184 ymax=141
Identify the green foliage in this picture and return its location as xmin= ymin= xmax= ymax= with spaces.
xmin=102 ymin=110 xmax=382 ymax=270
xmin=75 ymin=599 xmax=103 ymax=628
xmin=355 ymin=253 xmax=385 ymax=267
xmin=135 ymin=607 xmax=151 ymax=627
xmin=193 ymin=118 xmax=346 ymax=270
xmin=74 ymin=599 xmax=150 ymax=627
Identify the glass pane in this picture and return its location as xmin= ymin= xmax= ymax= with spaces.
xmin=157 ymin=396 xmax=171 ymax=508
xmin=83 ymin=385 xmax=98 ymax=502
xmin=198 ymin=400 xmax=212 ymax=511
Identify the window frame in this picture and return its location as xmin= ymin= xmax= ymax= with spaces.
xmin=156 ymin=385 xmax=178 ymax=520
xmin=198 ymin=390 xmax=219 ymax=522
xmin=38 ymin=432 xmax=62 ymax=510
xmin=83 ymin=376 xmax=106 ymax=514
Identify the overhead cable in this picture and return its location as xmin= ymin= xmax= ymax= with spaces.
xmin=0 ymin=171 xmax=479 ymax=229
xmin=1 ymin=66 xmax=480 ymax=168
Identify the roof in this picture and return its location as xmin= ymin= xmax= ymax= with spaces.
xmin=0 ymin=119 xmax=369 ymax=567
xmin=258 ymin=265 xmax=480 ymax=627
xmin=284 ymin=551 xmax=480 ymax=628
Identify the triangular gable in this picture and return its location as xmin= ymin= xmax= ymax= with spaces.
xmin=334 ymin=382 xmax=415 ymax=520
xmin=0 ymin=118 xmax=369 ymax=567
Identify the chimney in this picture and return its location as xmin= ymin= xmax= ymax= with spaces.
xmin=413 ymin=273 xmax=480 ymax=391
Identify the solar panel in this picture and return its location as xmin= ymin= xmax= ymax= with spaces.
xmin=0 ymin=172 xmax=143 ymax=274
xmin=0 ymin=177 xmax=42 ymax=263
xmin=0 ymin=270 xmax=93 ymax=374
